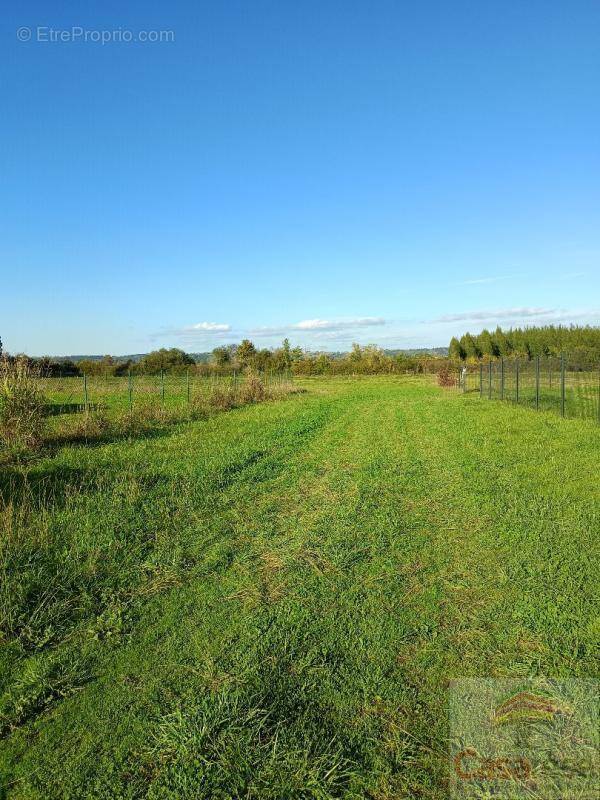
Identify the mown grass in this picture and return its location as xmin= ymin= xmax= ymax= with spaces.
xmin=0 ymin=377 xmax=598 ymax=799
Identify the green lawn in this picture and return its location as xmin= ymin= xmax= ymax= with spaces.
xmin=1 ymin=377 xmax=598 ymax=799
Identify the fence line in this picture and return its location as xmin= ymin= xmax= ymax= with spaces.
xmin=39 ymin=369 xmax=294 ymax=415
xmin=457 ymin=354 xmax=600 ymax=423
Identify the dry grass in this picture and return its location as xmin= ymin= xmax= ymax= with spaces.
xmin=0 ymin=358 xmax=47 ymax=452
xmin=208 ymin=386 xmax=238 ymax=411
xmin=24 ymin=373 xmax=300 ymax=454
xmin=238 ymin=370 xmax=266 ymax=403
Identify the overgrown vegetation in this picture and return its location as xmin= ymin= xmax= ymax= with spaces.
xmin=0 ymin=358 xmax=47 ymax=453
xmin=0 ymin=370 xmax=298 ymax=461
xmin=0 ymin=377 xmax=598 ymax=798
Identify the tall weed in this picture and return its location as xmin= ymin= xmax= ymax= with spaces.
xmin=0 ymin=358 xmax=47 ymax=451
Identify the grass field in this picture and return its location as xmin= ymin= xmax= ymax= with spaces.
xmin=1 ymin=377 xmax=599 ymax=799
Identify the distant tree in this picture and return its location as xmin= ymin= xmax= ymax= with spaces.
xmin=460 ymin=333 xmax=481 ymax=360
xmin=315 ymin=353 xmax=331 ymax=374
xmin=37 ymin=358 xmax=79 ymax=377
xmin=281 ymin=338 xmax=292 ymax=369
xmin=478 ymin=329 xmax=498 ymax=359
xmin=98 ymin=356 xmax=115 ymax=375
xmin=448 ymin=336 xmax=465 ymax=360
xmin=212 ymin=346 xmax=231 ymax=366
xmin=113 ymin=359 xmax=133 ymax=376
xmin=236 ymin=339 xmax=257 ymax=368
xmin=137 ymin=348 xmax=195 ymax=374
xmin=493 ymin=326 xmax=511 ymax=357
xmin=363 ymin=345 xmax=387 ymax=372
xmin=77 ymin=355 xmax=127 ymax=376
xmin=77 ymin=359 xmax=97 ymax=375
xmin=394 ymin=353 xmax=410 ymax=371
xmin=254 ymin=349 xmax=274 ymax=372
xmin=450 ymin=324 xmax=600 ymax=361
xmin=349 ymin=343 xmax=362 ymax=363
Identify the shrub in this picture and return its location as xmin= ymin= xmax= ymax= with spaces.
xmin=0 ymin=358 xmax=47 ymax=450
xmin=239 ymin=371 xmax=266 ymax=404
xmin=437 ymin=365 xmax=456 ymax=388
xmin=208 ymin=386 xmax=238 ymax=411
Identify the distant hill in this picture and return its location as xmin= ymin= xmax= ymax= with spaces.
xmin=59 ymin=354 xmax=147 ymax=363
xmin=318 ymin=347 xmax=448 ymax=360
xmin=384 ymin=347 xmax=448 ymax=357
xmin=56 ymin=353 xmax=213 ymax=364
xmin=51 ymin=347 xmax=447 ymax=363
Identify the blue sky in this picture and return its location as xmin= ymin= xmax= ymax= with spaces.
xmin=2 ymin=0 xmax=599 ymax=355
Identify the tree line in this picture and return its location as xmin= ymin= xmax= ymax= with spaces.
xmin=449 ymin=324 xmax=600 ymax=362
xmin=0 ymin=341 xmax=296 ymax=376
xmin=6 ymin=323 xmax=598 ymax=377
xmin=2 ymin=340 xmax=447 ymax=377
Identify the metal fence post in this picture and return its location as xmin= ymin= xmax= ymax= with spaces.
xmin=515 ymin=359 xmax=519 ymax=403
xmin=128 ymin=369 xmax=133 ymax=410
xmin=186 ymin=368 xmax=191 ymax=404
xmin=488 ymin=360 xmax=492 ymax=399
xmin=479 ymin=362 xmax=483 ymax=398
xmin=161 ymin=368 xmax=165 ymax=405
xmin=500 ymin=358 xmax=505 ymax=400
xmin=560 ymin=354 xmax=565 ymax=417
xmin=535 ymin=356 xmax=540 ymax=411
xmin=83 ymin=373 xmax=88 ymax=413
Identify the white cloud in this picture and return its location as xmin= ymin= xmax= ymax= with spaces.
xmin=460 ymin=276 xmax=510 ymax=285
xmin=154 ymin=321 xmax=234 ymax=342
xmin=184 ymin=322 xmax=231 ymax=332
xmin=295 ymin=319 xmax=337 ymax=330
xmin=250 ymin=317 xmax=386 ymax=336
xmin=432 ymin=307 xmax=556 ymax=323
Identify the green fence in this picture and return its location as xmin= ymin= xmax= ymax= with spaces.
xmin=458 ymin=355 xmax=600 ymax=422
xmin=39 ymin=370 xmax=293 ymax=416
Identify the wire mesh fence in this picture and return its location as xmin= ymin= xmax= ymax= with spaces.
xmin=456 ymin=355 xmax=600 ymax=422
xmin=38 ymin=370 xmax=294 ymax=416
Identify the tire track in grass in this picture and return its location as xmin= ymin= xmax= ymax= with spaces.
xmin=361 ymin=386 xmax=600 ymax=797
xmin=0 ymin=394 xmax=343 ymax=797
xmin=113 ymin=380 xmax=588 ymax=799
xmin=267 ymin=381 xmax=600 ymax=798
xmin=2 ymin=387 xmax=389 ymax=799
xmin=1 ymin=380 xmax=598 ymax=799
xmin=175 ymin=384 xmax=452 ymax=799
